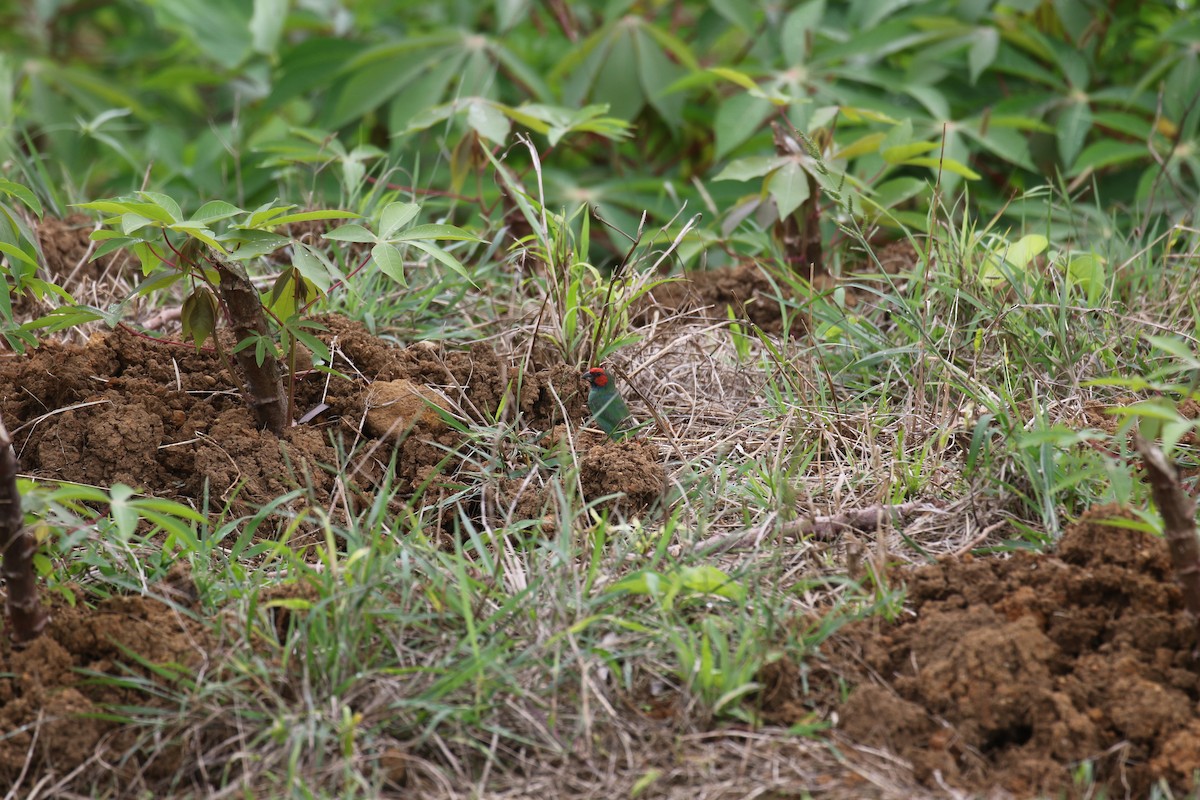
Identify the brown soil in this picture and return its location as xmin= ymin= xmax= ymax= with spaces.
xmin=0 ymin=313 xmax=655 ymax=521
xmin=640 ymin=240 xmax=921 ymax=337
xmin=0 ymin=564 xmax=210 ymax=792
xmin=763 ymin=503 xmax=1200 ymax=797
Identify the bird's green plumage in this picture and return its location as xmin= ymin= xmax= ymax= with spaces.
xmin=583 ymin=368 xmax=632 ymax=438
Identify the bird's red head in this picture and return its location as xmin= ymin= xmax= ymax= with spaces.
xmin=583 ymin=367 xmax=609 ymax=388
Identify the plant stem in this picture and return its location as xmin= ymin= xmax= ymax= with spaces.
xmin=206 ymin=248 xmax=288 ymax=435
xmin=0 ymin=413 xmax=47 ymax=646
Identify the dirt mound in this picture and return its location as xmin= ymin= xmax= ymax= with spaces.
xmin=0 ymin=319 xmax=654 ymax=521
xmin=778 ymin=504 xmax=1200 ymax=797
xmin=643 ymin=262 xmax=798 ymax=335
xmin=0 ymin=565 xmax=210 ymax=792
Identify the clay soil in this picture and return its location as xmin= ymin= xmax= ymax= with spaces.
xmin=761 ymin=504 xmax=1200 ymax=798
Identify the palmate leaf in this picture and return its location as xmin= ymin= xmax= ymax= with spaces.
xmin=557 ymin=17 xmax=693 ymax=131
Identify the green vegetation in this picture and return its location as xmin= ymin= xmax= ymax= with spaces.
xmin=1 ymin=1 xmax=1199 ymax=797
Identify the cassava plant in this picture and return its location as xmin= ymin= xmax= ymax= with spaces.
xmin=0 ymin=411 xmax=46 ymax=645
xmin=28 ymin=193 xmax=479 ymax=433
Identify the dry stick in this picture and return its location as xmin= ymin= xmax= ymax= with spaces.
xmin=1134 ymin=434 xmax=1200 ymax=659
xmin=205 ymin=247 xmax=288 ymax=435
xmin=0 ymin=413 xmax=47 ymax=645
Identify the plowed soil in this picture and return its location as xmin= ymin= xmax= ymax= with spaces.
xmin=762 ymin=504 xmax=1200 ymax=797
xmin=3 ymin=220 xmax=1197 ymax=797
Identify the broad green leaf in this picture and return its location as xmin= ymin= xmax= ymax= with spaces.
xmin=405 ymin=239 xmax=472 ymax=283
xmin=677 ymin=565 xmax=746 ymax=602
xmin=121 ymin=213 xmax=157 ymax=235
xmin=138 ymin=192 xmax=182 ymax=223
xmin=190 ymin=200 xmax=244 ymax=224
xmin=292 ymin=243 xmax=335 ymax=294
xmin=902 ymin=157 xmax=981 ymax=180
xmin=968 ymin=27 xmax=999 ymax=84
xmin=835 ymin=132 xmax=887 ymax=160
xmin=710 ymin=0 xmax=757 ymax=32
xmin=0 ymin=241 xmax=37 ymax=268
xmin=714 ymin=155 xmax=790 ymax=182
xmin=708 ymin=67 xmax=758 ymax=93
xmin=1145 ymin=334 xmax=1200 ymax=366
xmin=372 ymin=242 xmax=406 ymax=285
xmin=781 ymin=0 xmax=825 ymax=65
xmin=1070 ymin=140 xmax=1148 ymax=176
xmin=76 ymin=200 xmax=175 ymax=224
xmin=0 ymin=179 xmax=42 ymax=217
xmin=250 ymin=0 xmax=287 ymax=55
xmin=882 ymin=141 xmax=940 ymax=163
xmin=246 ymin=202 xmax=295 ymax=228
xmin=324 ymin=223 xmax=378 ymax=244
xmin=591 ymin=28 xmax=643 ymax=122
xmin=389 ymin=224 xmax=483 ymax=243
xmin=153 ymin=0 xmax=253 ymax=69
xmin=769 ymin=161 xmax=811 ymax=218
xmin=714 ymin=92 xmax=772 ymax=160
xmin=1002 ymin=234 xmax=1048 ymax=269
xmin=167 ymin=223 xmax=224 ymax=251
xmin=1065 ymin=254 xmax=1106 ymax=306
xmin=181 ymin=286 xmax=218 ymax=351
xmin=222 ymin=229 xmax=291 ymax=260
xmin=109 ymin=483 xmax=138 ymax=541
xmin=1056 ymin=97 xmax=1092 ymax=170
xmin=379 ymin=202 xmax=420 ymax=240
xmin=270 ymin=210 xmax=358 ymax=227
xmin=466 ymin=99 xmax=511 ymax=144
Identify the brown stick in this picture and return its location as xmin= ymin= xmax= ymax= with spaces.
xmin=0 ymin=413 xmax=47 ymax=645
xmin=207 ymin=249 xmax=288 ymax=435
xmin=1134 ymin=434 xmax=1200 ymax=658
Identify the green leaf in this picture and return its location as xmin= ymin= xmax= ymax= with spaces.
xmin=0 ymin=179 xmax=42 ymax=217
xmin=902 ymin=157 xmax=981 ymax=180
xmin=372 ymin=242 xmax=406 ymax=285
xmin=710 ymin=0 xmax=757 ymax=32
xmin=781 ymin=0 xmax=825 ymax=65
xmin=250 ymin=0 xmax=287 ymax=55
xmin=714 ymin=155 xmax=789 ymax=182
xmin=181 ymin=286 xmax=218 ymax=352
xmin=466 ymin=99 xmax=511 ymax=144
xmin=389 ymin=224 xmax=483 ymax=243
xmin=1070 ymin=140 xmax=1148 ymax=176
xmin=1000 ymin=234 xmax=1048 ymax=271
xmin=715 ymin=92 xmax=772 ymax=160
xmin=0 ymin=241 xmax=38 ymax=268
xmin=379 ymin=202 xmax=420 ymax=240
xmin=1056 ymin=98 xmax=1092 ymax=170
xmin=153 ymin=0 xmax=253 ymax=69
xmin=591 ymin=28 xmax=643 ymax=122
xmin=270 ymin=210 xmax=358 ymax=227
xmin=190 ymin=200 xmax=244 ymax=224
xmin=881 ymin=141 xmax=940 ymax=163
xmin=1064 ymin=254 xmax=1105 ymax=306
xmin=292 ymin=243 xmax=336 ymax=294
xmin=77 ymin=200 xmax=175 ymax=224
xmin=968 ymin=27 xmax=999 ymax=84
xmin=769 ymin=161 xmax=811 ymax=219
xmin=138 ymin=192 xmax=182 ymax=223
xmin=167 ymin=224 xmax=224 ymax=252
xmin=405 ymin=240 xmax=473 ymax=283
xmin=109 ymin=483 xmax=138 ymax=541
xmin=324 ymin=223 xmax=378 ymax=244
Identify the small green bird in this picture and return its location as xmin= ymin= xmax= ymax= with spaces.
xmin=582 ymin=366 xmax=633 ymax=439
